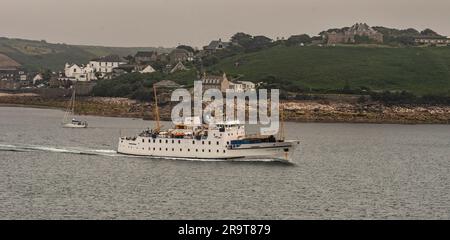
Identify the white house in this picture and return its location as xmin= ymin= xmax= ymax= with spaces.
xmin=229 ymin=80 xmax=256 ymax=92
xmin=237 ymin=81 xmax=256 ymax=91
xmin=229 ymin=82 xmax=244 ymax=92
xmin=64 ymin=63 xmax=97 ymax=82
xmin=139 ymin=65 xmax=156 ymax=74
xmin=89 ymin=55 xmax=127 ymax=78
xmin=32 ymin=73 xmax=43 ymax=84
xmin=170 ymin=61 xmax=188 ymax=73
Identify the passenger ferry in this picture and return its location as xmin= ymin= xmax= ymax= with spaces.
xmin=117 ymin=118 xmax=299 ymax=161
xmin=117 ymin=86 xmax=299 ymax=161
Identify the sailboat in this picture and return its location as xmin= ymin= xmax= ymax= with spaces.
xmin=62 ymin=86 xmax=88 ymax=128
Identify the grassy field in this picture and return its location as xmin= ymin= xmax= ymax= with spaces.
xmin=0 ymin=37 xmax=170 ymax=71
xmin=210 ymin=45 xmax=450 ymax=95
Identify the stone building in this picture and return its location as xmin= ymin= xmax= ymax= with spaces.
xmin=203 ymin=39 xmax=230 ymax=53
xmin=169 ymin=49 xmax=193 ymax=64
xmin=323 ymin=23 xmax=384 ymax=45
xmin=64 ymin=63 xmax=97 ymax=82
xmin=134 ymin=51 xmax=158 ymax=64
xmin=201 ymin=73 xmax=230 ymax=93
xmin=89 ymin=55 xmax=127 ymax=78
xmin=0 ymin=53 xmax=29 ymax=89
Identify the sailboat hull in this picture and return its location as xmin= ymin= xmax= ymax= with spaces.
xmin=62 ymin=123 xmax=88 ymax=128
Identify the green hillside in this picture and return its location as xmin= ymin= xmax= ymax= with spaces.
xmin=210 ymin=45 xmax=450 ymax=95
xmin=0 ymin=37 xmax=170 ymax=71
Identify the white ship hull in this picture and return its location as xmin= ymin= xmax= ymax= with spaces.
xmin=117 ymin=137 xmax=299 ymax=161
xmin=63 ymin=123 xmax=87 ymax=128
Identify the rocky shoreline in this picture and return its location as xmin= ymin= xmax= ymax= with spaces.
xmin=0 ymin=94 xmax=449 ymax=124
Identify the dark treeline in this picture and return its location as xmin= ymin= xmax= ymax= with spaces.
xmin=369 ymin=91 xmax=450 ymax=105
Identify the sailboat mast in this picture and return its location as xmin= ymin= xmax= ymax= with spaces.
xmin=71 ymin=86 xmax=76 ymax=114
xmin=153 ymin=85 xmax=161 ymax=132
xmin=279 ymin=103 xmax=285 ymax=141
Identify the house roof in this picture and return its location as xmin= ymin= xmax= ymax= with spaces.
xmin=237 ymin=81 xmax=255 ymax=86
xmin=0 ymin=53 xmax=21 ymax=70
xmin=154 ymin=80 xmax=181 ymax=88
xmin=115 ymin=64 xmax=134 ymax=69
xmin=202 ymin=73 xmax=227 ymax=85
xmin=204 ymin=40 xmax=230 ymax=50
xmin=142 ymin=65 xmax=155 ymax=69
xmin=135 ymin=51 xmax=157 ymax=57
xmin=169 ymin=49 xmax=193 ymax=57
xmin=170 ymin=61 xmax=188 ymax=73
xmin=91 ymin=54 xmax=125 ymax=62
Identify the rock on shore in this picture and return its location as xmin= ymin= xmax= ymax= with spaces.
xmin=0 ymin=94 xmax=449 ymax=124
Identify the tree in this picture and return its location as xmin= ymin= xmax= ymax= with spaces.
xmin=250 ymin=35 xmax=273 ymax=49
xmin=202 ymin=55 xmax=219 ymax=67
xmin=358 ymin=95 xmax=368 ymax=103
xmin=420 ymin=28 xmax=440 ymax=36
xmin=123 ymin=55 xmax=135 ymax=64
xmin=95 ymin=72 xmax=103 ymax=80
xmin=231 ymin=32 xmax=253 ymax=45
xmin=176 ymin=45 xmax=195 ymax=53
xmin=354 ymin=35 xmax=371 ymax=44
xmin=396 ymin=36 xmax=416 ymax=45
xmin=286 ymin=34 xmax=311 ymax=46
xmin=230 ymin=33 xmax=272 ymax=52
xmin=342 ymin=80 xmax=352 ymax=93
xmin=41 ymin=69 xmax=52 ymax=81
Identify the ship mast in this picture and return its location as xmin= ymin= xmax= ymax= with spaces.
xmin=279 ymin=102 xmax=285 ymax=141
xmin=71 ymin=86 xmax=76 ymax=115
xmin=153 ymin=84 xmax=161 ymax=132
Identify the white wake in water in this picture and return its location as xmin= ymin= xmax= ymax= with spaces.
xmin=0 ymin=143 xmax=291 ymax=164
xmin=0 ymin=143 xmax=119 ymax=157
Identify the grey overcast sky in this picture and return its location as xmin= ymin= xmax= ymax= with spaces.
xmin=1 ymin=0 xmax=449 ymax=47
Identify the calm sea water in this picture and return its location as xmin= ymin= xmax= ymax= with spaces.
xmin=0 ymin=106 xmax=449 ymax=219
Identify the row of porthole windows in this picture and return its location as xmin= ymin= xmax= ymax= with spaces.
xmin=145 ymin=147 xmax=226 ymax=153
xmin=126 ymin=146 xmax=227 ymax=154
xmin=142 ymin=139 xmax=227 ymax=145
